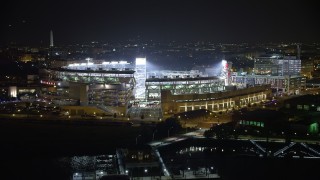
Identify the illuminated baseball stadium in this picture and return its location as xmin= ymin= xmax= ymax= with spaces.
xmin=40 ymin=58 xmax=270 ymax=118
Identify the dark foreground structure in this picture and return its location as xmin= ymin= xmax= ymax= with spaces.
xmin=158 ymin=138 xmax=320 ymax=180
xmin=100 ymin=174 xmax=130 ymax=180
xmin=1 ymin=118 xmax=320 ymax=180
xmin=215 ymin=155 xmax=320 ymax=180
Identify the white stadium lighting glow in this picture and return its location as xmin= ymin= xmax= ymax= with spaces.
xmin=222 ymin=60 xmax=227 ymax=66
xmin=68 ymin=64 xmax=74 ymax=67
xmin=136 ymin=58 xmax=146 ymax=65
xmin=102 ymin=62 xmax=110 ymax=64
xmin=80 ymin=63 xmax=86 ymax=66
xmin=111 ymin=61 xmax=118 ymax=64
xmin=74 ymin=63 xmax=80 ymax=66
xmin=87 ymin=62 xmax=94 ymax=65
xmin=9 ymin=86 xmax=17 ymax=98
xmin=119 ymin=61 xmax=128 ymax=64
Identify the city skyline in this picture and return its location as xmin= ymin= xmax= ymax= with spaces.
xmin=1 ymin=2 xmax=320 ymax=179
xmin=2 ymin=0 xmax=319 ymax=46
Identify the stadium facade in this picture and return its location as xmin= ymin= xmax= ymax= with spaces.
xmin=40 ymin=58 xmax=272 ymax=117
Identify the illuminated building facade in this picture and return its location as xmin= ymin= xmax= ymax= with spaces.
xmin=254 ymin=56 xmax=301 ymax=76
xmin=43 ymin=61 xmax=136 ymax=114
xmin=232 ymin=55 xmax=305 ymax=95
xmin=146 ymin=72 xmax=224 ymax=101
xmin=135 ymin=58 xmax=147 ymax=99
xmin=145 ymin=60 xmax=230 ymax=101
xmin=161 ymin=85 xmax=271 ymax=115
xmin=230 ymin=75 xmax=306 ymax=95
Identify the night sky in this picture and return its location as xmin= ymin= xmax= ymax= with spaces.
xmin=1 ymin=0 xmax=319 ymax=45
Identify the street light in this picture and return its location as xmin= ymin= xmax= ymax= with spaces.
xmin=136 ymin=135 xmax=141 ymax=145
xmin=168 ymin=127 xmax=173 ymax=138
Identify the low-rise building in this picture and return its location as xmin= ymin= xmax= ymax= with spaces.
xmin=161 ymin=85 xmax=271 ymax=115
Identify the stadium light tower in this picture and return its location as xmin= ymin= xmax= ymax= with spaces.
xmin=135 ymin=58 xmax=147 ymax=99
xmin=221 ymin=60 xmax=230 ymax=86
xmin=85 ymin=58 xmax=92 ymax=64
